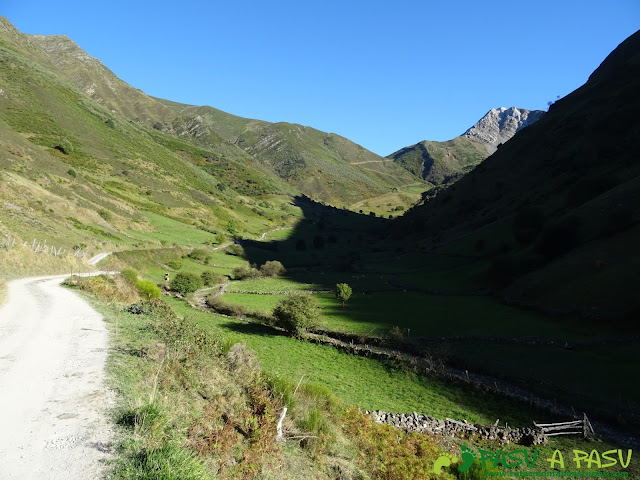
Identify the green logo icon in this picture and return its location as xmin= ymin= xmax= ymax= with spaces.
xmin=433 ymin=446 xmax=475 ymax=475
xmin=433 ymin=452 xmax=458 ymax=475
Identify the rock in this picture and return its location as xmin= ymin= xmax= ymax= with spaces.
xmin=462 ymin=107 xmax=545 ymax=154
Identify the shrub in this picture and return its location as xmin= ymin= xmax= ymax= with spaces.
xmin=388 ymin=326 xmax=405 ymax=344
xmin=67 ymin=168 xmax=77 ymax=178
xmin=201 ymin=270 xmax=224 ymax=287
xmin=231 ymin=265 xmax=261 ymax=280
xmin=121 ymin=269 xmax=138 ymax=285
xmin=170 ymin=272 xmax=203 ymax=295
xmin=225 ymin=244 xmax=245 ymax=257
xmin=136 ymin=279 xmax=161 ymax=299
xmin=166 ymin=260 xmax=182 ymax=270
xmin=273 ymin=294 xmax=319 ymax=335
xmin=260 ymin=260 xmax=285 ymax=277
xmin=98 ymin=209 xmax=113 ymax=221
xmin=206 ymin=295 xmax=249 ymax=317
xmin=187 ymin=248 xmax=210 ymax=263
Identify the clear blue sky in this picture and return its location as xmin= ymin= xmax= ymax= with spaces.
xmin=3 ymin=1 xmax=639 ymax=155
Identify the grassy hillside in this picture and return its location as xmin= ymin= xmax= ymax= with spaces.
xmin=0 ymin=16 xmax=299 ymax=256
xmin=388 ymin=137 xmax=488 ymax=184
xmin=158 ymin=100 xmax=424 ymax=205
xmin=3 ymin=13 xmax=425 ymax=208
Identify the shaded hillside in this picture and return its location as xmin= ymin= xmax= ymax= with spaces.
xmin=397 ymin=29 xmax=640 ymax=321
xmin=158 ymin=100 xmax=423 ymax=205
xmin=388 ymin=107 xmax=544 ymax=185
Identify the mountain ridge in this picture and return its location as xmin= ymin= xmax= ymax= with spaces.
xmin=2 ymin=17 xmax=422 ymax=205
xmin=388 ymin=106 xmax=544 ymax=185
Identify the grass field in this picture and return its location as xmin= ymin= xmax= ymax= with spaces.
xmin=168 ymin=297 xmax=539 ymax=425
xmin=219 ymin=290 xmax=597 ymax=341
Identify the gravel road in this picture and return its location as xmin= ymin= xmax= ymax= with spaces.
xmin=0 ymin=274 xmax=114 ymax=479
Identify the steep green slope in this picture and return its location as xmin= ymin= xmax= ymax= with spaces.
xmin=0 ymin=17 xmax=295 ymax=252
xmin=158 ymin=100 xmax=423 ymax=205
xmin=388 ymin=136 xmax=488 ymax=184
xmin=5 ymin=14 xmax=424 ymax=207
xmin=397 ymin=29 xmax=640 ymax=321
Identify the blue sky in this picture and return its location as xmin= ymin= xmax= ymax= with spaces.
xmin=3 ymin=1 xmax=639 ymax=155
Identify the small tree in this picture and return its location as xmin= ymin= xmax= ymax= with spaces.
xmin=136 ymin=280 xmax=161 ymax=299
xmin=201 ymin=270 xmax=224 ymax=287
xmin=170 ymin=272 xmax=203 ymax=295
xmin=335 ymin=283 xmax=352 ymax=307
xmin=273 ymin=294 xmax=319 ymax=335
xmin=260 ymin=260 xmax=286 ymax=277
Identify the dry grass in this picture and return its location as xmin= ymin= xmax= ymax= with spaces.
xmin=0 ymin=245 xmax=94 ymax=305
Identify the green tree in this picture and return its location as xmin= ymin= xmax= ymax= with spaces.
xmin=136 ymin=280 xmax=161 ymax=299
xmin=335 ymin=283 xmax=352 ymax=307
xmin=273 ymin=294 xmax=319 ymax=335
xmin=170 ymin=272 xmax=203 ymax=295
xmin=201 ymin=270 xmax=224 ymax=287
xmin=260 ymin=260 xmax=286 ymax=277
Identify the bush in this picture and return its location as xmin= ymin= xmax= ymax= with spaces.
xmin=121 ymin=269 xmax=138 ymax=285
xmin=98 ymin=209 xmax=113 ymax=221
xmin=231 ymin=265 xmax=261 ymax=280
xmin=67 ymin=168 xmax=77 ymax=178
xmin=206 ymin=295 xmax=249 ymax=317
xmin=136 ymin=279 xmax=161 ymax=299
xmin=201 ymin=270 xmax=225 ymax=287
xmin=260 ymin=260 xmax=286 ymax=277
xmin=225 ymin=244 xmax=245 ymax=257
xmin=273 ymin=294 xmax=319 ymax=335
xmin=170 ymin=272 xmax=203 ymax=295
xmin=187 ymin=248 xmax=210 ymax=263
xmin=166 ymin=260 xmax=182 ymax=270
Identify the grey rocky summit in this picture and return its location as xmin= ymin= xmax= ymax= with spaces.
xmin=462 ymin=106 xmax=545 ymax=154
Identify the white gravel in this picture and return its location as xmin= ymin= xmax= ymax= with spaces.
xmin=0 ymin=274 xmax=115 ymax=479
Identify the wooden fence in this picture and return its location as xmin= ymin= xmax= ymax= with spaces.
xmin=534 ymin=413 xmax=595 ymax=438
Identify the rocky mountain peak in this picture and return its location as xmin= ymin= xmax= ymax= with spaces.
xmin=462 ymin=106 xmax=545 ymax=154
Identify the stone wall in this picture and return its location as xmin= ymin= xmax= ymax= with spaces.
xmin=367 ymin=410 xmax=547 ymax=446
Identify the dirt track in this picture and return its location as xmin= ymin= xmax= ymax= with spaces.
xmin=0 ymin=274 xmax=114 ymax=479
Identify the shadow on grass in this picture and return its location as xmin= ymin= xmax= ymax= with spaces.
xmin=216 ymin=319 xmax=289 ymax=338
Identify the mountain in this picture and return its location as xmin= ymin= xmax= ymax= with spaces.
xmin=8 ymin=19 xmax=422 ymax=206
xmin=397 ymin=29 xmax=640 ymax=321
xmin=0 ymin=15 xmax=295 ymax=250
xmin=388 ymin=107 xmax=544 ymax=185
xmin=462 ymin=107 xmax=545 ymax=154
xmin=155 ymin=100 xmax=422 ymax=205
xmin=0 ymin=14 xmax=423 ymax=253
